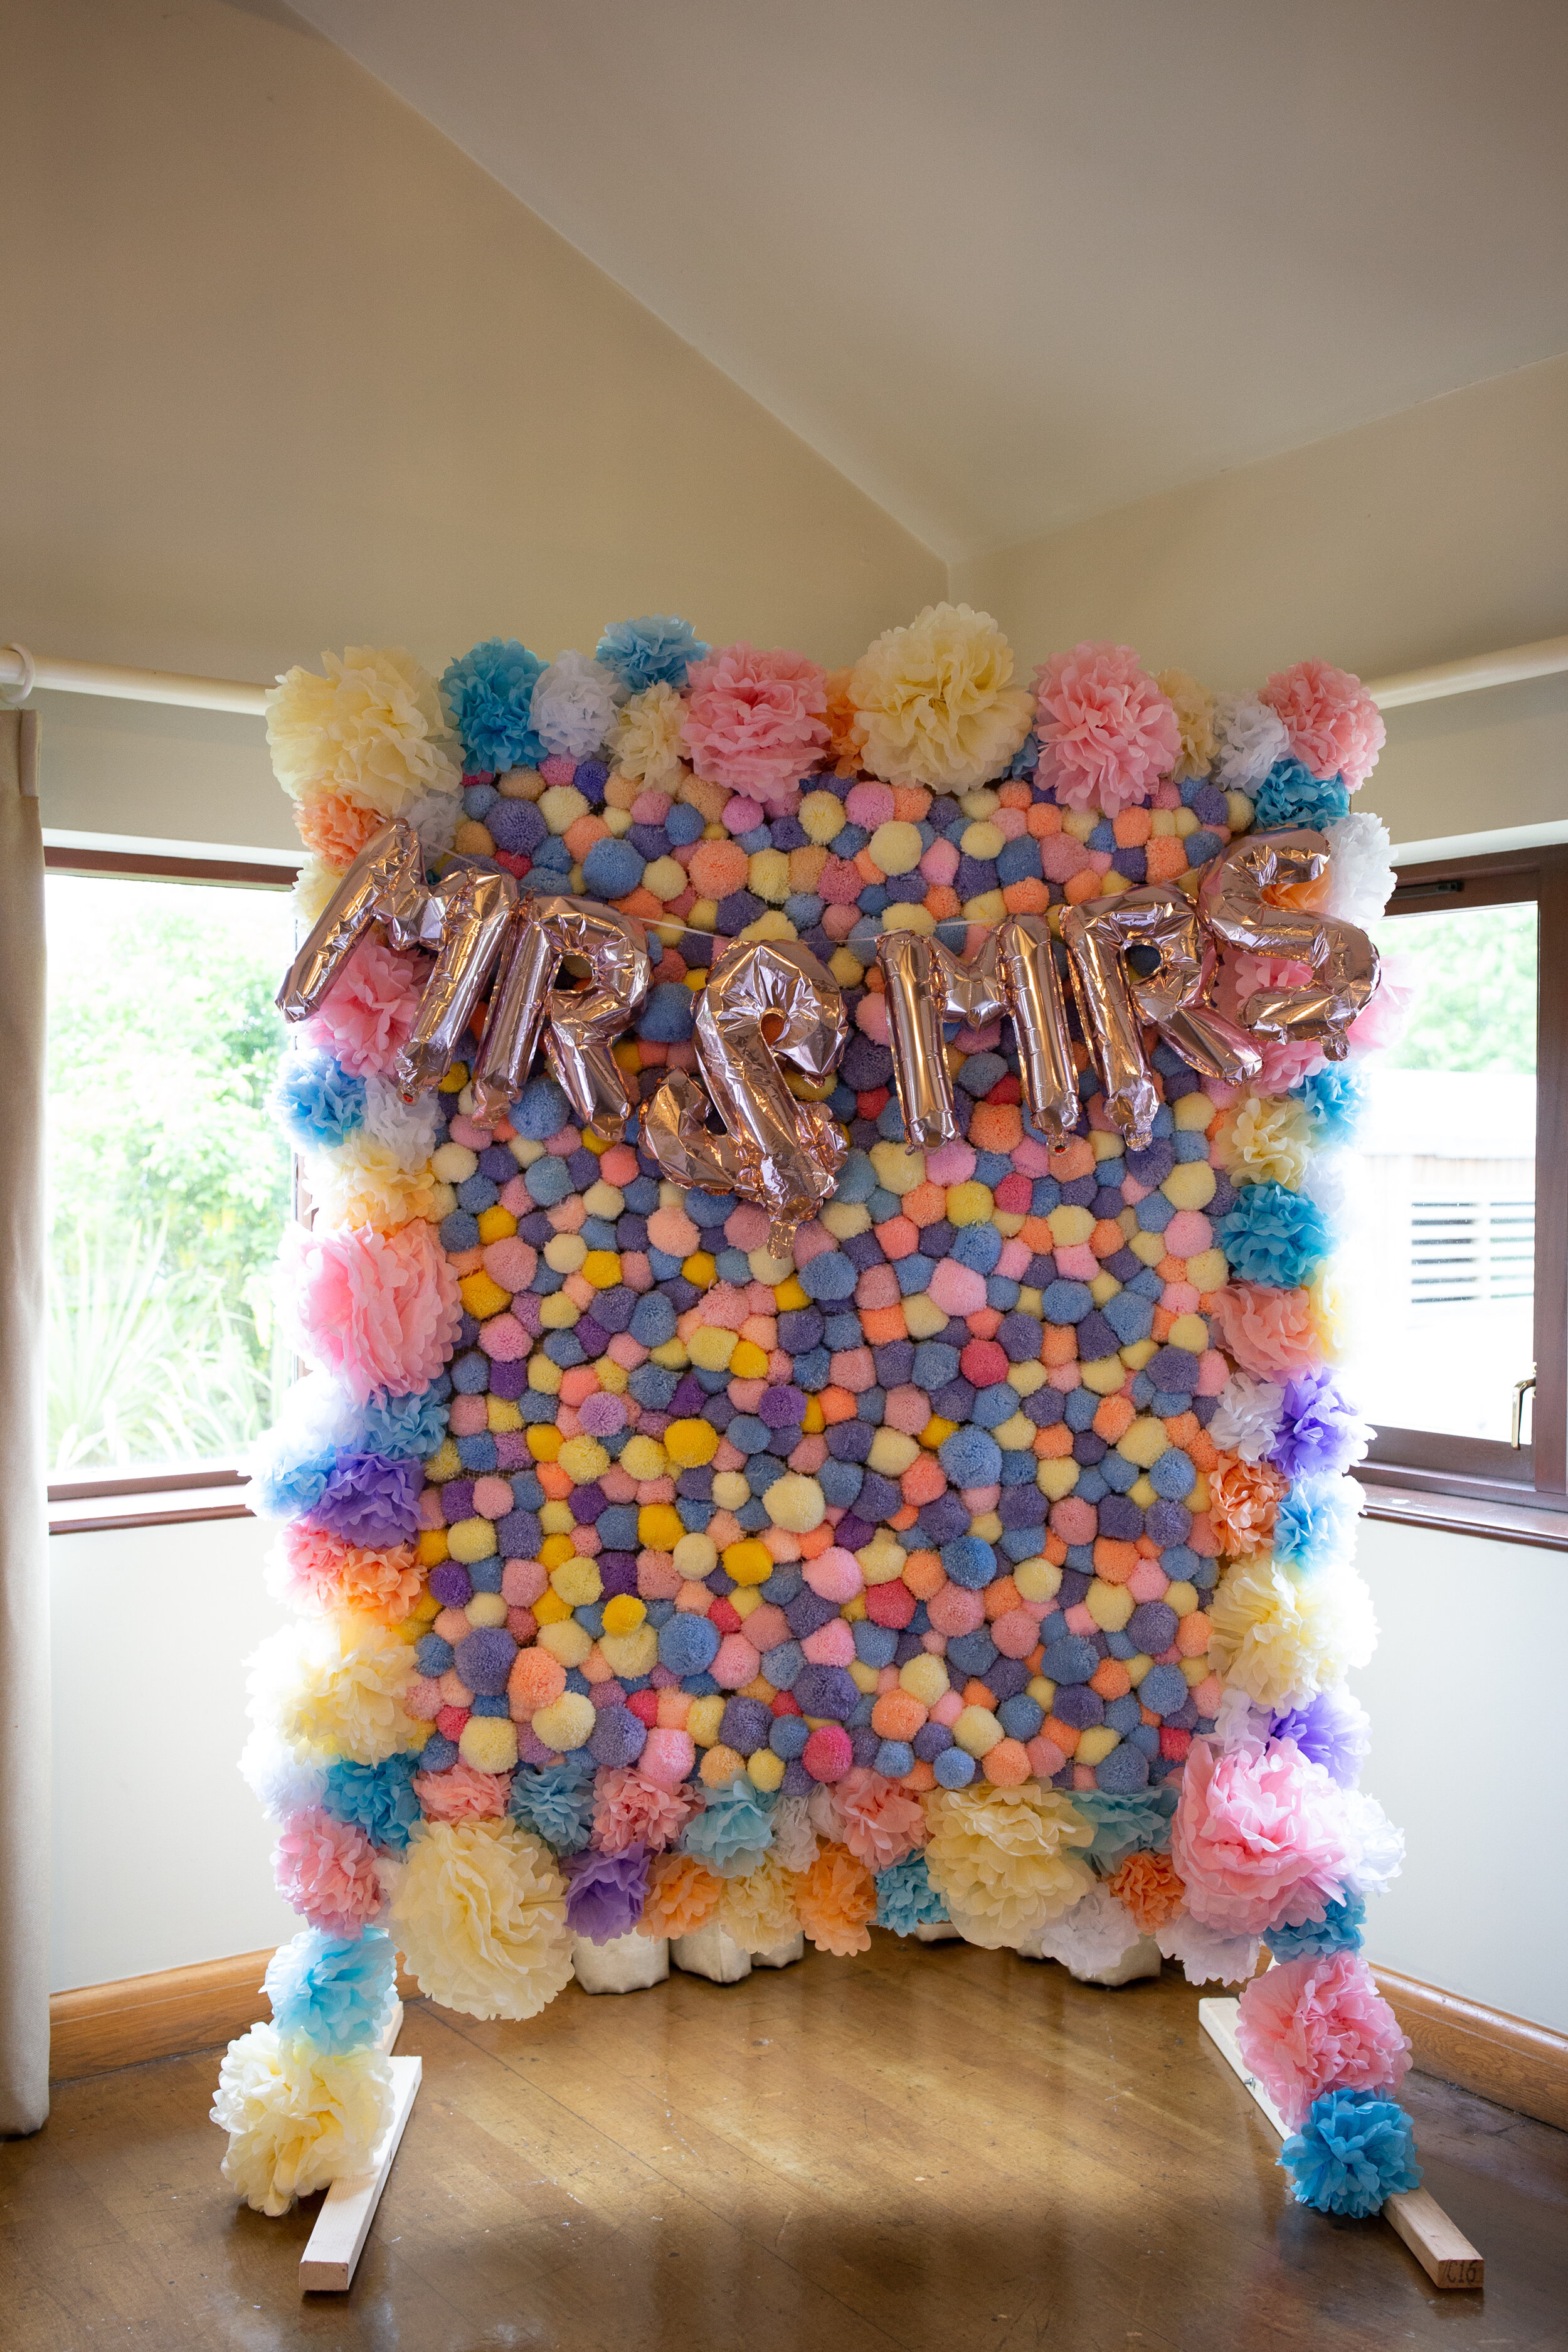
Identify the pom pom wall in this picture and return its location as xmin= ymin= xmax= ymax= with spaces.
xmin=216 ymin=611 xmax=1417 ymax=2225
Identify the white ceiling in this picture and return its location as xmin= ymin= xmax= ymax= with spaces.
xmin=291 ymin=0 xmax=1568 ymax=563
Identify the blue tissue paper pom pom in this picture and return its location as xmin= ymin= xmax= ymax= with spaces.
xmin=1253 ymin=758 xmax=1351 ymax=834
xmin=874 ymin=1851 xmax=950 ymax=1936
xmin=1264 ymin=1892 xmax=1367 ymax=1961
xmin=508 ymin=1756 xmax=597 ymax=1854
xmin=1273 ymin=1473 xmax=1360 ymax=1572
xmin=442 ymin=638 xmax=547 ymax=773
xmin=263 ymin=1926 xmax=398 ymax=2055
xmin=1279 ymin=2088 xmax=1421 ymax=2218
xmin=354 ymin=1386 xmax=450 ymax=1462
xmin=245 ymin=1434 xmax=335 ymax=1521
xmin=595 ymin=614 xmax=710 ymax=695
xmin=1216 ymin=1180 xmax=1331 ymax=1289
xmin=679 ymin=1780 xmax=776 ymax=1875
xmin=274 ymin=1052 xmax=365 ymax=1152
xmin=1070 ymin=1786 xmax=1177 ymax=1869
xmin=320 ymin=1754 xmax=422 ymax=1853
xmin=1293 ymin=1060 xmax=1367 ymax=1143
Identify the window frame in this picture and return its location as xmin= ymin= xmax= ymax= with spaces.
xmin=1357 ymin=841 xmax=1568 ymax=1517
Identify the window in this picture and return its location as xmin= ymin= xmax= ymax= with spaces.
xmin=1359 ymin=844 xmax=1568 ymax=1510
xmin=45 ymin=852 xmax=298 ymax=1496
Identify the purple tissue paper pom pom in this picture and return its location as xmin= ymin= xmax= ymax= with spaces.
xmin=1271 ymin=1687 xmax=1372 ymax=1788
xmin=1270 ymin=1369 xmax=1370 ymax=1481
xmin=563 ymin=1843 xmax=650 ymax=1944
xmin=308 ymin=1452 xmax=423 ymax=1547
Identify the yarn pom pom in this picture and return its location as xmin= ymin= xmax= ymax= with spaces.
xmin=795 ymin=1841 xmax=877 ymax=1956
xmin=718 ymin=1855 xmax=802 ymax=1954
xmin=1070 ymin=1785 xmax=1177 ymax=1871
xmin=564 ymin=1842 xmax=649 ymax=1944
xmin=1265 ymin=1891 xmax=1367 ymax=1962
xmin=874 ymin=1850 xmax=949 ymax=1936
xmin=1211 ymin=691 xmax=1288 ymax=790
xmin=680 ymin=1780 xmax=776 ymax=1877
xmin=681 ymin=643 xmax=829 ymax=800
xmin=268 ymin=1523 xmax=421 ymax=1623
xmin=275 ymin=1053 xmax=366 ymax=1152
xmin=389 ymin=1819 xmax=572 ymax=2020
xmin=509 ymin=1758 xmax=598 ymax=1855
xmin=850 ymin=602 xmax=1034 ymax=790
xmin=1279 ymin=2087 xmax=1421 ymax=2217
xmin=1271 ymin=1369 xmax=1370 ymax=1481
xmin=301 ymin=941 xmax=426 ymax=1081
xmin=817 ymin=1767 xmax=928 ymax=1872
xmin=1269 ymin=1686 xmax=1371 ymax=1789
xmin=637 ymin=1850 xmax=722 ymax=1939
xmin=441 ymin=638 xmax=546 ymax=774
xmin=1237 ymin=1949 xmax=1411 ymax=2130
xmin=607 ymin=682 xmax=689 ymax=791
xmin=263 ymin=1925 xmax=398 ymax=2054
xmin=1106 ymin=1850 xmax=1187 ymax=1932
xmin=212 ymin=2025 xmax=393 ymax=2216
xmin=596 ymin=613 xmax=709 ymax=696
xmin=1170 ymin=1737 xmax=1354 ymax=1938
xmin=1261 ymin=660 xmax=1385 ymax=790
xmin=280 ymin=1218 xmax=460 ymax=1404
xmin=267 ymin=647 xmax=459 ymax=818
xmin=591 ymin=1767 xmax=696 ymax=1855
xmin=1273 ymin=1475 xmax=1362 ymax=1573
xmin=273 ymin=1807 xmax=383 ymax=1933
xmin=248 ymin=1615 xmax=415 ymax=1767
xmin=1032 ymin=641 xmax=1179 ymax=817
xmin=321 ymin=1753 xmax=423 ymax=1855
xmin=924 ymin=1784 xmax=1095 ymax=1946
xmin=1024 ymin=1882 xmax=1142 ymax=1975
xmin=531 ymin=650 xmax=623 ymax=761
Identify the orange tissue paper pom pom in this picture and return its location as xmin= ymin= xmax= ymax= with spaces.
xmin=638 ymin=1851 xmax=721 ymax=1939
xmin=795 ymin=1841 xmax=877 ymax=1957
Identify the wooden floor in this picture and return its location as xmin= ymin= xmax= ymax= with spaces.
xmin=3 ymin=1937 xmax=1564 ymax=2352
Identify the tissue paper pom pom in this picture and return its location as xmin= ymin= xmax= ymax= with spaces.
xmin=1210 ymin=1283 xmax=1322 ymax=1382
xmin=293 ymin=855 xmax=344 ymax=927
xmin=1170 ymin=1737 xmax=1354 ymax=1937
xmin=1208 ymin=1556 xmax=1376 ymax=1713
xmin=1293 ymin=1061 xmax=1366 ymax=1147
xmin=354 ymin=1384 xmax=450 ymax=1463
xmin=795 ymin=1841 xmax=876 ymax=1956
xmin=282 ymin=1219 xmax=460 ymax=1404
xmin=415 ymin=1759 xmax=510 ymax=1823
xmin=596 ymin=613 xmax=709 ymax=696
xmin=267 ymin=647 xmax=460 ymax=817
xmin=607 ymin=681 xmax=689 ymax=790
xmin=307 ymin=1453 xmax=424 ymax=1550
xmin=1212 ymin=692 xmax=1289 ymax=790
xmin=1207 ymin=1454 xmax=1288 ymax=1558
xmin=1153 ymin=1910 xmax=1259 ymax=1986
xmin=680 ymin=1780 xmax=776 ymax=1877
xmin=1069 ymin=1787 xmax=1177 ymax=1870
xmin=1106 ymin=1850 xmax=1187 ymax=1932
xmin=1279 ymin=2087 xmax=1421 ymax=2217
xmin=1261 ymin=660 xmax=1385 ymax=791
xmin=270 ymin=1525 xmax=422 ymax=1623
xmin=1237 ymin=1950 xmax=1410 ymax=2130
xmin=1338 ymin=1787 xmax=1405 ymax=1899
xmin=302 ymin=941 xmax=425 ymax=1081
xmin=1270 ymin=1686 xmax=1371 ymax=1789
xmin=1217 ymin=1182 xmax=1331 ymax=1290
xmin=874 ymin=1850 xmax=948 ymax=1936
xmin=768 ymin=1794 xmax=820 ymax=1875
xmin=442 ymin=638 xmax=546 ymax=773
xmin=1271 ymin=1369 xmax=1369 ymax=1481
xmin=1252 ymin=758 xmax=1350 ymax=835
xmin=564 ymin=1842 xmax=649 ymax=1943
xmin=389 ymin=1818 xmax=573 ymax=2018
xmin=1215 ymin=1093 xmax=1313 ymax=1191
xmin=924 ymin=1784 xmax=1095 ymax=1946
xmin=824 ymin=1767 xmax=929 ymax=1872
xmin=1026 ymin=1881 xmax=1142 ymax=1974
xmin=1210 ymin=1372 xmax=1286 ymax=1465
xmin=239 ymin=1728 xmax=326 ymax=1825
xmin=1347 ymin=960 xmax=1416 ymax=1056
xmin=1274 ymin=1475 xmax=1362 ymax=1572
xmin=718 ymin=1855 xmax=802 ymax=1953
xmin=1156 ymin=669 xmax=1216 ymax=781
xmin=245 ymin=1434 xmax=335 ymax=1522
xmin=1266 ymin=1891 xmax=1367 ymax=1961
xmin=212 ymin=2025 xmax=393 ymax=2215
xmin=322 ymin=1753 xmax=422 ymax=1853
xmin=638 ymin=1850 xmax=722 ymax=1938
xmin=682 ymin=643 xmax=829 ymax=798
xmin=850 ymin=603 xmax=1033 ymax=791
xmin=509 ymin=1758 xmax=598 ymax=1855
xmin=821 ymin=667 xmax=869 ymax=777
xmin=250 ymin=1615 xmax=415 ymax=1767
xmin=275 ymin=1053 xmax=365 ymax=1152
xmin=359 ymin=1075 xmax=440 ymax=1167
xmin=406 ymin=785 xmax=460 ymax=864
xmin=294 ymin=785 xmax=386 ymax=869
xmin=273 ymin=1807 xmax=383 ymax=1932
xmin=264 ymin=1925 xmax=398 ymax=2054
xmin=592 ymin=1767 xmax=695 ymax=1856
xmin=531 ymin=650 xmax=623 ymax=760
xmin=1324 ymin=810 xmax=1396 ymax=928
xmin=310 ymin=1128 xmax=439 ymax=1232
xmin=1033 ymin=642 xmax=1180 ymax=817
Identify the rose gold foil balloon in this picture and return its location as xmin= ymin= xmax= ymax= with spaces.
xmin=275 ymin=817 xmax=428 ymax=1021
xmin=471 ymin=894 xmax=651 ymax=1140
xmin=1200 ymin=829 xmax=1380 ymax=1059
xmin=877 ymin=921 xmax=1079 ymax=1150
xmin=645 ymin=938 xmax=849 ymax=1258
xmin=391 ymin=859 xmax=517 ymax=1100
xmin=993 ymin=916 xmax=1081 ymax=1147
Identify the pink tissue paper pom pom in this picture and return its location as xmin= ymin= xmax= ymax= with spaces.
xmin=273 ymin=1806 xmax=382 ymax=1932
xmin=817 ymin=1767 xmax=929 ymax=1872
xmin=1032 ymin=641 xmax=1180 ymax=817
xmin=1260 ymin=660 xmax=1385 ymax=790
xmin=282 ymin=1219 xmax=461 ymax=1403
xmin=591 ymin=1766 xmax=697 ymax=1855
xmin=413 ymin=1760 xmax=510 ymax=1822
xmin=302 ymin=939 xmax=426 ymax=1079
xmin=681 ymin=643 xmax=829 ymax=800
xmin=1209 ymin=1282 xmax=1323 ymax=1380
xmin=1236 ymin=1949 xmax=1411 ymax=2129
xmin=1170 ymin=1737 xmax=1355 ymax=1937
xmin=1347 ymin=955 xmax=1416 ymax=1057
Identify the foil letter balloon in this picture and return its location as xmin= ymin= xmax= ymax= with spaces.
xmin=275 ymin=817 xmax=428 ymax=1021
xmin=993 ymin=916 xmax=1082 ymax=1147
xmin=1200 ymin=829 xmax=1380 ymax=1059
xmin=471 ymin=894 xmax=651 ymax=1141
xmin=877 ymin=919 xmax=1079 ymax=1152
xmin=391 ymin=859 xmax=517 ymax=1101
xmin=645 ymin=938 xmax=849 ymax=1258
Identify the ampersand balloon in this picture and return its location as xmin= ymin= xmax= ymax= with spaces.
xmin=1199 ymin=830 xmax=1380 ymax=1059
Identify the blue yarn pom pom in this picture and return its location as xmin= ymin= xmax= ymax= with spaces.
xmin=508 ymin=1756 xmax=596 ymax=1855
xmin=1253 ymin=758 xmax=1351 ymax=834
xmin=679 ymin=1780 xmax=776 ymax=1874
xmin=595 ymin=614 xmax=709 ymax=695
xmin=874 ymin=1851 xmax=950 ymax=1936
xmin=274 ymin=1052 xmax=365 ymax=1152
xmin=1216 ymin=1180 xmax=1332 ymax=1289
xmin=320 ymin=1754 xmax=422 ymax=1853
xmin=1279 ymin=2087 xmax=1421 ymax=2217
xmin=263 ymin=1926 xmax=397 ymax=2055
xmin=442 ymin=638 xmax=547 ymax=773
xmin=1264 ymin=1892 xmax=1367 ymax=1961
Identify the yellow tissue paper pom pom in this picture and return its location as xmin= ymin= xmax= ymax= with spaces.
xmin=211 ymin=2025 xmax=393 ymax=2216
xmin=1156 ymin=668 xmax=1216 ymax=781
xmin=850 ymin=603 xmax=1033 ymax=790
xmin=250 ymin=1616 xmax=414 ymax=1767
xmin=267 ymin=647 xmax=460 ymax=818
xmin=389 ymin=1820 xmax=573 ymax=2020
xmin=1215 ymin=1094 xmax=1313 ymax=1190
xmin=923 ymin=1784 xmax=1095 ymax=1949
xmin=310 ymin=1138 xmax=439 ymax=1234
xmin=531 ymin=1691 xmax=597 ymax=1751
xmin=608 ymin=682 xmax=688 ymax=792
xmin=718 ymin=1856 xmax=801 ymax=1954
xmin=1207 ymin=1554 xmax=1376 ymax=1713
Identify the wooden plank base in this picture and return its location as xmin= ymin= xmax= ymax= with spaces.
xmin=1199 ymin=1995 xmax=1485 ymax=2291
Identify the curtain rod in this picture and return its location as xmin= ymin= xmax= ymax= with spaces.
xmin=2 ymin=633 xmax=1565 ymax=721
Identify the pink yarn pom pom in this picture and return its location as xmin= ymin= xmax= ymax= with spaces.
xmin=681 ymin=643 xmax=829 ymax=799
xmin=640 ymin=1727 xmax=696 ymax=1791
xmin=826 ymin=1767 xmax=929 ymax=1872
xmin=302 ymin=940 xmax=426 ymax=1078
xmin=1209 ymin=1282 xmax=1322 ymax=1380
xmin=273 ymin=1807 xmax=381 ymax=1931
xmin=283 ymin=1219 xmax=461 ymax=1402
xmin=592 ymin=1767 xmax=696 ymax=1855
xmin=1032 ymin=642 xmax=1180 ymax=817
xmin=413 ymin=1760 xmax=509 ymax=1822
xmin=1171 ymin=1737 xmax=1353 ymax=1938
xmin=1236 ymin=1950 xmax=1411 ymax=2129
xmin=1260 ymin=660 xmax=1385 ymax=790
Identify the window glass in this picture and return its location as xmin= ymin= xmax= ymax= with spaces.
xmin=45 ymin=875 xmax=295 ymax=1476
xmin=1358 ymin=899 xmax=1537 ymax=1444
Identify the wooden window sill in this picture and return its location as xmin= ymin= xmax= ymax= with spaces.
xmin=1359 ymin=1478 xmax=1568 ymax=1552
xmin=49 ymin=1475 xmax=253 ymax=1536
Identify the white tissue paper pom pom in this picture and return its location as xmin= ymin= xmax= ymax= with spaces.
xmin=1155 ymin=1911 xmax=1260 ymax=1986
xmin=238 ymin=1727 xmax=327 ymax=1823
xmin=405 ymin=786 xmax=460 ymax=862
xmin=1212 ymin=692 xmax=1289 ymax=790
xmin=1209 ymin=1372 xmax=1285 ymax=1463
xmin=360 ymin=1076 xmax=440 ymax=1169
xmin=1212 ymin=1687 xmax=1272 ymax=1756
xmin=531 ymin=651 xmax=625 ymax=760
xmin=1325 ymin=811 xmax=1396 ymax=928
xmin=1021 ymin=1882 xmax=1142 ymax=1974
xmin=769 ymin=1795 xmax=820 ymax=1875
xmin=1300 ymin=1145 xmax=1364 ymax=1231
xmin=1340 ymin=1787 xmax=1405 ymax=1899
